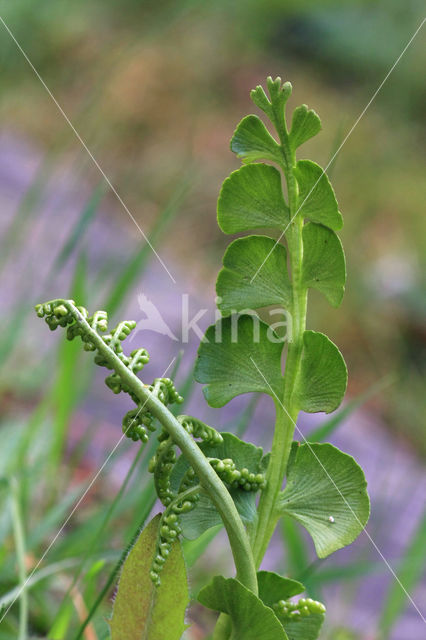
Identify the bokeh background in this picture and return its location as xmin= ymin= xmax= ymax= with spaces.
xmin=0 ymin=1 xmax=425 ymax=639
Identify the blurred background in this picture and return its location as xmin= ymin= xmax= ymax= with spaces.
xmin=0 ymin=1 xmax=425 ymax=639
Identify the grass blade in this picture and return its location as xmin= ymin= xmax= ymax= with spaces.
xmin=280 ymin=516 xmax=310 ymax=580
xmin=183 ymin=525 xmax=221 ymax=568
xmin=48 ymin=445 xmax=146 ymax=636
xmin=9 ymin=478 xmax=28 ymax=640
xmin=50 ymin=251 xmax=88 ymax=469
xmin=104 ymin=176 xmax=191 ymax=317
xmin=378 ymin=513 xmax=426 ymax=637
xmin=50 ymin=184 xmax=105 ymax=275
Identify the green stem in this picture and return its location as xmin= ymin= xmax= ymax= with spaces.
xmin=65 ymin=303 xmax=258 ymax=596
xmin=10 ymin=478 xmax=28 ymax=640
xmin=251 ymin=108 xmax=307 ymax=568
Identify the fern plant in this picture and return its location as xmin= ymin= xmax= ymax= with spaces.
xmin=36 ymin=77 xmax=370 ymax=640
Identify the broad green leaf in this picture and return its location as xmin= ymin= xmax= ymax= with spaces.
xmin=283 ymin=613 xmax=324 ymax=640
xmin=257 ymin=571 xmax=304 ymax=607
xmin=277 ymin=443 xmax=370 ymax=558
xmin=294 ymin=160 xmax=343 ymax=231
xmin=289 ymin=105 xmax=321 ymax=151
xmin=194 ymin=315 xmax=284 ymax=407
xmin=292 ymin=331 xmax=347 ymax=414
xmin=109 ymin=515 xmax=188 ymax=640
xmin=198 ymin=576 xmax=288 ymax=640
xmin=218 ymin=164 xmax=289 ymax=234
xmin=301 ymin=223 xmax=346 ymax=307
xmin=171 ymin=433 xmax=264 ymax=538
xmin=231 ymin=115 xmax=282 ymax=164
xmin=217 ymin=235 xmax=292 ymax=315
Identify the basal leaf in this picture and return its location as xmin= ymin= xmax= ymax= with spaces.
xmin=283 ymin=613 xmax=325 ymax=640
xmin=257 ymin=571 xmax=304 ymax=607
xmin=109 ymin=515 xmax=188 ymax=640
xmin=231 ymin=114 xmax=282 ymax=164
xmin=277 ymin=443 xmax=370 ymax=558
xmin=198 ymin=575 xmax=288 ymax=640
xmin=289 ymin=105 xmax=321 ymax=151
xmin=292 ymin=331 xmax=347 ymax=414
xmin=294 ymin=160 xmax=343 ymax=231
xmin=301 ymin=223 xmax=346 ymax=307
xmin=194 ymin=315 xmax=284 ymax=408
xmin=217 ymin=235 xmax=292 ymax=315
xmin=170 ymin=433 xmax=264 ymax=538
xmin=257 ymin=571 xmax=324 ymax=640
xmin=218 ymin=164 xmax=289 ymax=234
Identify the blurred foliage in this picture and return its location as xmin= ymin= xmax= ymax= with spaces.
xmin=0 ymin=1 xmax=424 ymax=638
xmin=0 ymin=0 xmax=424 ymax=449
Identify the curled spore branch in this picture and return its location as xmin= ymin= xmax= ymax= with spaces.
xmin=35 ymin=299 xmax=258 ymax=593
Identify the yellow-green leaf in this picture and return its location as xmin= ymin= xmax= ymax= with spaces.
xmin=109 ymin=515 xmax=188 ymax=640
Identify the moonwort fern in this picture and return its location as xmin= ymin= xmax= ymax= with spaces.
xmin=35 ymin=77 xmax=370 ymax=640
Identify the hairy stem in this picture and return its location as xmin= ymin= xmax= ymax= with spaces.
xmin=66 ymin=303 xmax=258 ymax=595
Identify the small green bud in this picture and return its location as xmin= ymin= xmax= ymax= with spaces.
xmin=149 ymin=570 xmax=159 ymax=585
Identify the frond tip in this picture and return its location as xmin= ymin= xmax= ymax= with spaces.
xmin=35 ymin=299 xmax=183 ymax=443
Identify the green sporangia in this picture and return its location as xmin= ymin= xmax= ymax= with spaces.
xmin=35 ymin=77 xmax=370 ymax=640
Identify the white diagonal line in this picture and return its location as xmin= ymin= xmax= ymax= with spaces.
xmin=0 ymin=356 xmax=176 ymax=625
xmin=250 ymin=355 xmax=426 ymax=624
xmin=0 ymin=15 xmax=177 ymax=284
xmin=250 ymin=17 xmax=426 ymax=284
